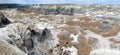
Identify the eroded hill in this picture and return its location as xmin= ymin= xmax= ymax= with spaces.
xmin=0 ymin=4 xmax=120 ymax=55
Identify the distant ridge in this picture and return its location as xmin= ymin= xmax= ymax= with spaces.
xmin=0 ymin=4 xmax=29 ymax=8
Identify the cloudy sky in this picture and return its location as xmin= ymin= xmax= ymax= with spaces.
xmin=0 ymin=0 xmax=120 ymax=4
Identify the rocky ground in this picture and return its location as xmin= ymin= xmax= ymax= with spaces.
xmin=0 ymin=4 xmax=120 ymax=55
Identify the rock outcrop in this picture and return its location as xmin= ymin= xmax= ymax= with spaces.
xmin=98 ymin=21 xmax=113 ymax=30
xmin=0 ymin=21 xmax=53 ymax=55
xmin=26 ymin=28 xmax=52 ymax=55
xmin=0 ymin=39 xmax=27 ymax=55
xmin=39 ymin=28 xmax=51 ymax=42
xmin=0 ymin=12 xmax=11 ymax=27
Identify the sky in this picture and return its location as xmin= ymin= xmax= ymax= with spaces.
xmin=0 ymin=0 xmax=120 ymax=4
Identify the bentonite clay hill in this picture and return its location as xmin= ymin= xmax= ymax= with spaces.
xmin=0 ymin=4 xmax=120 ymax=55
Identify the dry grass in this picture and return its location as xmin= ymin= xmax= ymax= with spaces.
xmin=58 ymin=34 xmax=73 ymax=48
xmin=59 ymin=27 xmax=78 ymax=35
xmin=65 ymin=16 xmax=100 ymax=27
xmin=51 ymin=33 xmax=73 ymax=55
xmin=22 ymin=10 xmax=31 ymax=14
xmin=109 ymin=38 xmax=120 ymax=43
xmin=38 ymin=15 xmax=55 ymax=20
xmin=87 ymin=37 xmax=98 ymax=45
xmin=75 ymin=35 xmax=92 ymax=55
xmin=89 ymin=26 xmax=120 ymax=37
xmin=52 ymin=32 xmax=92 ymax=55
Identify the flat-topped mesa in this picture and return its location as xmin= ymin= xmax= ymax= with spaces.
xmin=0 ymin=12 xmax=11 ymax=27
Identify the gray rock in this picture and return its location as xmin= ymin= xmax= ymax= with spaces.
xmin=98 ymin=21 xmax=113 ymax=30
xmin=27 ymin=28 xmax=51 ymax=55
xmin=0 ymin=12 xmax=11 ymax=27
xmin=39 ymin=28 xmax=51 ymax=42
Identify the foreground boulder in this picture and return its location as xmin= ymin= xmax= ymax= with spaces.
xmin=0 ymin=12 xmax=11 ymax=27
xmin=0 ymin=39 xmax=27 ymax=55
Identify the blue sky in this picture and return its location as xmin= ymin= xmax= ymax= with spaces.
xmin=0 ymin=0 xmax=120 ymax=4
